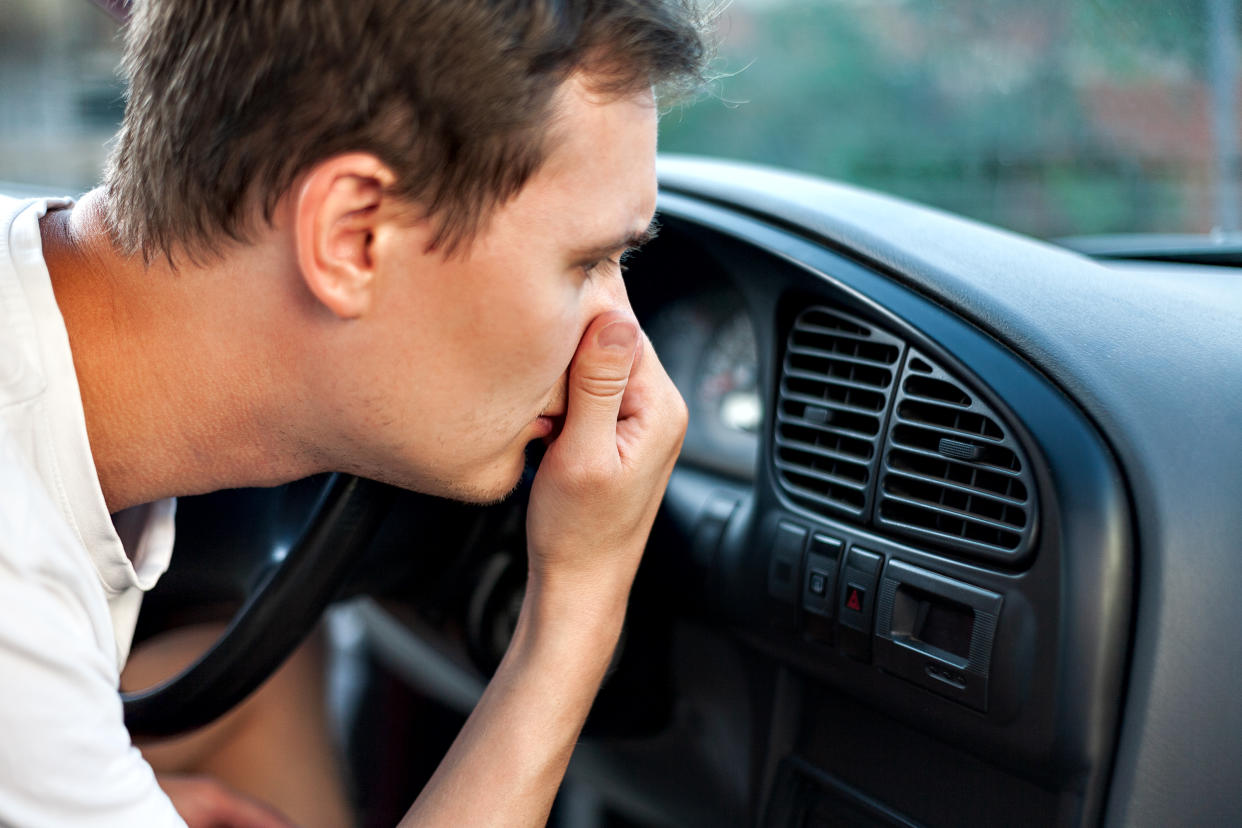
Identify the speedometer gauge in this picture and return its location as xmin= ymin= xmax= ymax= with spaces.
xmin=698 ymin=311 xmax=762 ymax=435
xmin=643 ymin=292 xmax=762 ymax=480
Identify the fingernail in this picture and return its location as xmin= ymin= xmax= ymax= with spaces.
xmin=598 ymin=320 xmax=638 ymax=351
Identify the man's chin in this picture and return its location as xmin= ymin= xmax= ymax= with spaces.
xmin=418 ymin=454 xmax=528 ymax=506
xmin=351 ymin=444 xmax=530 ymax=505
xmin=462 ymin=478 xmax=525 ymax=507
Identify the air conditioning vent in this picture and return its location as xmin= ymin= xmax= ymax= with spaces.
xmin=877 ymin=348 xmax=1037 ymax=562
xmin=775 ymin=307 xmax=905 ymax=520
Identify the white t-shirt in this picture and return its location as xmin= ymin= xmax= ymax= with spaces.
xmin=0 ymin=195 xmax=185 ymax=826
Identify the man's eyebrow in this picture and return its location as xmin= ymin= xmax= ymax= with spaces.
xmin=571 ymin=218 xmax=660 ymax=264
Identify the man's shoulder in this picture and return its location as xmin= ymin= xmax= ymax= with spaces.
xmin=0 ymin=193 xmax=61 ymax=410
xmin=0 ymin=191 xmax=59 ymax=239
xmin=0 ymin=189 xmax=86 ymax=579
xmin=0 ymin=191 xmax=75 ymax=238
xmin=0 ymin=423 xmax=183 ymax=828
xmin=0 ymin=192 xmax=42 ymax=225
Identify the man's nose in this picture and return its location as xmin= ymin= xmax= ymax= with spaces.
xmin=592 ymin=267 xmax=632 ymax=316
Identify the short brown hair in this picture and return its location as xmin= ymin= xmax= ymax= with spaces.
xmin=104 ymin=0 xmax=707 ymax=263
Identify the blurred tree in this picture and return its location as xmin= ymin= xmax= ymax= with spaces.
xmin=660 ymin=0 xmax=1223 ymax=238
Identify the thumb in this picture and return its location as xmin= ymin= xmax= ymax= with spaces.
xmin=557 ymin=311 xmax=640 ymax=456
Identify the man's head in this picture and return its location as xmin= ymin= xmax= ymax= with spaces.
xmin=288 ymin=75 xmax=663 ymax=502
xmin=94 ymin=1 xmax=706 ymax=504
xmin=105 ymin=0 xmax=706 ymax=264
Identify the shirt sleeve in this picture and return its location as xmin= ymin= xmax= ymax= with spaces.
xmin=0 ymin=453 xmax=186 ymax=827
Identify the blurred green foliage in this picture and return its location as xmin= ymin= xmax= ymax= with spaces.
xmin=659 ymin=0 xmax=1231 ymax=238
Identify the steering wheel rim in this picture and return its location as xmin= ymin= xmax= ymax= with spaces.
xmin=122 ymin=473 xmax=395 ymax=739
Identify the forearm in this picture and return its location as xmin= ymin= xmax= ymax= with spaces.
xmin=398 ymin=584 xmax=626 ymax=827
xmin=397 ymin=316 xmax=684 ymax=826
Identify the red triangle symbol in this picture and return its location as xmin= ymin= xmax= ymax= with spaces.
xmin=846 ymin=589 xmax=863 ymax=612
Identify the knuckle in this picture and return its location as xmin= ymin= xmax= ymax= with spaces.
xmin=575 ymin=372 xmax=628 ymax=401
xmin=655 ymin=388 xmax=689 ymax=435
xmin=671 ymin=394 xmax=689 ymax=431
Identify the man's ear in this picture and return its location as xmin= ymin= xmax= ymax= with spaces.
xmin=293 ymin=154 xmax=396 ymax=319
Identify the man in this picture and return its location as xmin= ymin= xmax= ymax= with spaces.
xmin=0 ymin=0 xmax=704 ymax=824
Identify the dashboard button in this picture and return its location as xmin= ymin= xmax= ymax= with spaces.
xmin=839 ymin=548 xmax=882 ymax=631
xmin=802 ymin=534 xmax=842 ymax=619
xmin=810 ymin=533 xmax=843 ymax=558
xmin=767 ymin=522 xmax=808 ymax=604
xmin=845 ymin=585 xmax=865 ymax=612
xmin=691 ymin=493 xmax=738 ymax=573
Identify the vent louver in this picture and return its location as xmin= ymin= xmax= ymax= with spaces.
xmin=774 ymin=307 xmax=905 ymax=520
xmin=877 ymin=348 xmax=1037 ymax=562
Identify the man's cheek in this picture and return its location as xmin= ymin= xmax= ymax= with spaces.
xmin=550 ymin=373 xmax=569 ymax=413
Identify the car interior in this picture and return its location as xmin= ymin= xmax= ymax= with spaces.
xmin=126 ymin=155 xmax=1242 ymax=827
xmin=5 ymin=1 xmax=1240 ymax=825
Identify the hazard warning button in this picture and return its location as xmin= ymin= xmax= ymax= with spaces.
xmin=838 ymin=546 xmax=882 ymax=637
xmin=845 ymin=585 xmax=865 ymax=613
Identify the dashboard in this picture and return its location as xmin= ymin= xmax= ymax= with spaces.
xmin=602 ymin=156 xmax=1238 ymax=826
xmin=626 ymin=175 xmax=1129 ymax=826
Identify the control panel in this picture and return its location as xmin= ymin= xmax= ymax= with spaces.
xmin=761 ymin=513 xmax=1006 ymax=713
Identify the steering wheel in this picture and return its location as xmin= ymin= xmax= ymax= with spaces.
xmin=121 ymin=474 xmax=395 ymax=739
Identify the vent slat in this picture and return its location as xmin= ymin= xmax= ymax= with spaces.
xmin=891 ymin=423 xmax=1018 ymax=470
xmin=795 ymin=321 xmax=875 ymax=339
xmin=894 ymin=424 xmax=1008 ymax=449
xmin=780 ymin=477 xmax=868 ymax=512
xmin=777 ymin=421 xmax=875 ymax=462
xmin=788 ymin=332 xmax=900 ymax=364
xmin=903 ymin=375 xmax=973 ymax=407
xmin=798 ymin=311 xmax=870 ymax=336
xmin=776 ymin=434 xmax=875 ymax=468
xmin=894 ymin=414 xmax=1008 ymax=447
xmin=882 ymin=466 xmax=1028 ymax=508
xmin=878 ymin=505 xmax=1022 ymax=551
xmin=886 ymin=442 xmax=1025 ymax=480
xmin=779 ymin=391 xmax=888 ymax=421
xmin=787 ymin=344 xmax=896 ymax=370
xmin=896 ymin=400 xmax=1005 ymax=440
xmin=879 ymin=491 xmax=1026 ymax=533
xmin=787 ymin=354 xmax=893 ymax=389
xmin=776 ymin=411 xmax=881 ymax=442
xmin=899 ymin=417 xmax=1013 ymax=456
xmin=774 ymin=459 xmax=870 ymax=491
xmin=781 ymin=368 xmax=893 ymax=396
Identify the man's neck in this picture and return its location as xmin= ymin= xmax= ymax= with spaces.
xmin=39 ymin=189 xmax=323 ymax=512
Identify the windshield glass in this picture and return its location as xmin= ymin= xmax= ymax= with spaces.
xmin=1 ymin=0 xmax=1238 ymax=240
xmin=659 ymin=0 xmax=1242 ymax=239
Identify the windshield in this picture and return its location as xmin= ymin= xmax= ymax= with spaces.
xmin=659 ymin=0 xmax=1241 ymax=240
xmin=1 ymin=0 xmax=1238 ymax=240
